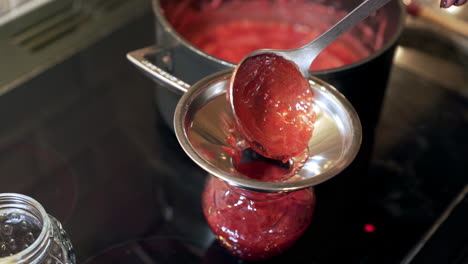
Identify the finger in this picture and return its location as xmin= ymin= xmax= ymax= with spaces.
xmin=454 ymin=0 xmax=467 ymax=6
xmin=441 ymin=0 xmax=457 ymax=7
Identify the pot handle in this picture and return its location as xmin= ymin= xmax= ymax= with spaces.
xmin=127 ymin=46 xmax=190 ymax=94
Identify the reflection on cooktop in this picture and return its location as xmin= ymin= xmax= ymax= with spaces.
xmin=83 ymin=238 xmax=205 ymax=264
xmin=403 ymin=185 xmax=468 ymax=264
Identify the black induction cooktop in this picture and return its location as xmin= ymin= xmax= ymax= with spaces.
xmin=0 ymin=12 xmax=466 ymax=264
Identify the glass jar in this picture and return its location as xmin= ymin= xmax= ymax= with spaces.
xmin=202 ymin=175 xmax=315 ymax=261
xmin=0 ymin=193 xmax=76 ymax=264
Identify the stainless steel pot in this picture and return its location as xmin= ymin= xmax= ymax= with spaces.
xmin=128 ymin=0 xmax=405 ymax=136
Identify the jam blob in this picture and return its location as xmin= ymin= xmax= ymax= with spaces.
xmin=202 ymin=161 xmax=315 ymax=261
xmin=230 ymin=53 xmax=316 ymax=161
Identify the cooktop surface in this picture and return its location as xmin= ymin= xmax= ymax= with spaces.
xmin=0 ymin=11 xmax=467 ymax=264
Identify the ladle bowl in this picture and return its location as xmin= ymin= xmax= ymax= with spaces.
xmin=174 ymin=69 xmax=362 ymax=192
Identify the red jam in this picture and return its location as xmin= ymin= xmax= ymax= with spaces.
xmin=163 ymin=0 xmax=376 ymax=71
xmin=231 ymin=53 xmax=315 ymax=161
xmin=162 ymin=0 xmax=379 ymax=260
xmin=185 ymin=19 xmax=364 ymax=71
xmin=202 ymin=162 xmax=315 ymax=261
xmin=236 ymin=160 xmax=289 ymax=182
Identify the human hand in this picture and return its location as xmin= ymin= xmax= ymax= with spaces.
xmin=441 ymin=0 xmax=467 ymax=8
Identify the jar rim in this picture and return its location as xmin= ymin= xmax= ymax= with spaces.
xmin=226 ymin=181 xmax=291 ymax=200
xmin=0 ymin=193 xmax=50 ymax=264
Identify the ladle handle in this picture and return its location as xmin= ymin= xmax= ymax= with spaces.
xmin=127 ymin=46 xmax=190 ymax=94
xmin=298 ymin=0 xmax=392 ymax=71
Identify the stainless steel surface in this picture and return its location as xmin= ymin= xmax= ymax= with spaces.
xmin=393 ymin=46 xmax=468 ymax=97
xmin=0 ymin=0 xmax=51 ymax=25
xmin=0 ymin=0 xmax=150 ymax=95
xmin=234 ymin=0 xmax=394 ymax=77
xmin=127 ymin=46 xmax=190 ymax=95
xmin=174 ymin=70 xmax=362 ymax=193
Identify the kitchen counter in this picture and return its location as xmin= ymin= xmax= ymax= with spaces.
xmin=0 ymin=7 xmax=467 ymax=264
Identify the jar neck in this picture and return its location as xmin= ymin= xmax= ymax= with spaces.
xmin=0 ymin=193 xmax=52 ymax=264
xmin=225 ymin=181 xmax=292 ymax=201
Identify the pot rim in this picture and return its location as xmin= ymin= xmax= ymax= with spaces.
xmin=152 ymin=0 xmax=406 ymax=74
